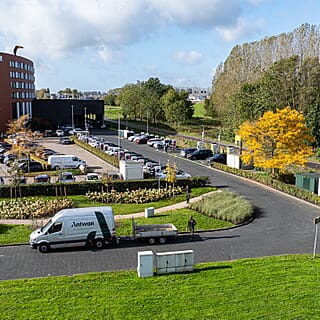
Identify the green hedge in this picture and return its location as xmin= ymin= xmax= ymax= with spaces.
xmin=0 ymin=177 xmax=209 ymax=198
xmin=71 ymin=137 xmax=120 ymax=168
xmin=211 ymin=163 xmax=320 ymax=205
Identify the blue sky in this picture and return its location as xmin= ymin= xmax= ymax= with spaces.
xmin=0 ymin=0 xmax=319 ymax=93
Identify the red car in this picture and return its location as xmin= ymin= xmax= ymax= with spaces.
xmin=135 ymin=136 xmax=149 ymax=144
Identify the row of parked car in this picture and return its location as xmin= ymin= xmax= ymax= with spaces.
xmin=76 ymin=132 xmax=190 ymax=179
xmin=180 ymin=147 xmax=227 ymax=165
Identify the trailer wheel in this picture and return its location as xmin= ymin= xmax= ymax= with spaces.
xmin=159 ymin=237 xmax=166 ymax=244
xmin=39 ymin=243 xmax=50 ymax=253
xmin=94 ymin=239 xmax=104 ymax=249
xmin=148 ymin=238 xmax=156 ymax=245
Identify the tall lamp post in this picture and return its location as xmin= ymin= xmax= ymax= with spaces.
xmin=201 ymin=125 xmax=204 ymax=149
xmin=118 ymin=112 xmax=121 ymax=160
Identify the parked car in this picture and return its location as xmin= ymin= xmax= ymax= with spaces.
xmin=34 ymin=174 xmax=51 ymax=183
xmin=155 ymin=169 xmax=191 ymax=179
xmin=186 ymin=149 xmax=213 ymax=160
xmin=123 ymin=152 xmax=142 ymax=160
xmin=106 ymin=172 xmax=123 ymax=180
xmin=85 ymin=173 xmax=100 ymax=181
xmin=56 ymin=129 xmax=64 ymax=137
xmin=68 ymin=128 xmax=84 ymax=135
xmin=58 ymin=172 xmax=75 ymax=183
xmin=44 ymin=129 xmax=53 ymax=137
xmin=147 ymin=138 xmax=163 ymax=147
xmin=207 ymin=153 xmax=227 ymax=166
xmin=18 ymin=161 xmax=44 ymax=173
xmin=180 ymin=147 xmax=197 ymax=158
xmin=9 ymin=175 xmax=27 ymax=184
xmin=3 ymin=153 xmax=16 ymax=166
xmin=59 ymin=137 xmax=74 ymax=145
xmin=135 ymin=136 xmax=150 ymax=144
xmin=128 ymin=134 xmax=140 ymax=142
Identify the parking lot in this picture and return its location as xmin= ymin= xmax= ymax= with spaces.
xmin=0 ymin=137 xmax=118 ymax=184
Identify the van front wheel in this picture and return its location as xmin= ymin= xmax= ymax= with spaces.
xmin=94 ymin=239 xmax=104 ymax=249
xmin=39 ymin=243 xmax=50 ymax=253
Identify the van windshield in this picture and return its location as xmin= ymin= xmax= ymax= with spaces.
xmin=41 ymin=219 xmax=52 ymax=233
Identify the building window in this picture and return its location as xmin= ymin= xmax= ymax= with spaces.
xmin=0 ymin=55 xmax=2 ymax=62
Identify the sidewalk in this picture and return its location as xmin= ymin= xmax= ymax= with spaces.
xmin=0 ymin=191 xmax=216 ymax=226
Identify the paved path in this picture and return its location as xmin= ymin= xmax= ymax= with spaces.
xmin=0 ymin=191 xmax=216 ymax=227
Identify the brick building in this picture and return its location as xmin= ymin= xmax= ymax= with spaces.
xmin=0 ymin=49 xmax=35 ymax=135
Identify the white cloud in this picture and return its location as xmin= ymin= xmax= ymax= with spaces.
xmin=172 ymin=50 xmax=204 ymax=65
xmin=216 ymin=17 xmax=263 ymax=42
xmin=0 ymin=0 xmax=259 ymax=62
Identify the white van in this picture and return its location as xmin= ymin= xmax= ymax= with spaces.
xmin=47 ymin=154 xmax=86 ymax=170
xmin=30 ymin=207 xmax=116 ymax=253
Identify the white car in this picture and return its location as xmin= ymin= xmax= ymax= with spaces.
xmin=128 ymin=134 xmax=140 ymax=142
xmin=69 ymin=128 xmax=84 ymax=135
xmin=155 ymin=170 xmax=191 ymax=179
xmin=56 ymin=129 xmax=64 ymax=137
xmin=147 ymin=138 xmax=163 ymax=146
xmin=58 ymin=172 xmax=75 ymax=183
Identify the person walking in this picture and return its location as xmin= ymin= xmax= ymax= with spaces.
xmin=187 ymin=215 xmax=196 ymax=239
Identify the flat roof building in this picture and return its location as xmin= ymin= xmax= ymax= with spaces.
xmin=0 ymin=49 xmax=36 ymax=134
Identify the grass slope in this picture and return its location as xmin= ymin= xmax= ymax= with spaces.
xmin=0 ymin=255 xmax=319 ymax=319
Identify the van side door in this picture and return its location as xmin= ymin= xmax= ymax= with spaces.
xmin=46 ymin=220 xmax=65 ymax=249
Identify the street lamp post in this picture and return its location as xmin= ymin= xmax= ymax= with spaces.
xmin=201 ymin=125 xmax=204 ymax=149
xmin=118 ymin=112 xmax=121 ymax=160
xmin=147 ymin=110 xmax=149 ymax=135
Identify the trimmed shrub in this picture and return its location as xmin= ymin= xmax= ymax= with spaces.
xmin=189 ymin=191 xmax=253 ymax=224
xmin=0 ymin=198 xmax=73 ymax=219
xmin=86 ymin=186 xmax=183 ymax=204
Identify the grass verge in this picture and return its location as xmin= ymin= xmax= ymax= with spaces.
xmin=0 ymin=224 xmax=32 ymax=245
xmin=116 ymin=207 xmax=232 ymax=236
xmin=0 ymin=255 xmax=318 ymax=319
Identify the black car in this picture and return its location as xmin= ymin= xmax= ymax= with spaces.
xmin=180 ymin=147 xmax=198 ymax=158
xmin=207 ymin=153 xmax=227 ymax=166
xmin=186 ymin=149 xmax=213 ymax=160
xmin=18 ymin=161 xmax=44 ymax=173
xmin=34 ymin=174 xmax=50 ymax=183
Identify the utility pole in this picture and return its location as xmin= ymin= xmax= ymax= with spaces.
xmin=201 ymin=125 xmax=204 ymax=149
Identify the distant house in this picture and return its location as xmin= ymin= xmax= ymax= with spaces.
xmin=174 ymin=86 xmax=211 ymax=102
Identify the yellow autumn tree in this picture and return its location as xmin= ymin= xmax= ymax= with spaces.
xmin=238 ymin=107 xmax=314 ymax=173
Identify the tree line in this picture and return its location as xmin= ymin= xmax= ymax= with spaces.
xmin=117 ymin=77 xmax=194 ymax=127
xmin=209 ymin=23 xmax=320 ymax=146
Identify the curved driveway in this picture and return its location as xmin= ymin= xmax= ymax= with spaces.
xmin=0 ymin=132 xmax=318 ymax=280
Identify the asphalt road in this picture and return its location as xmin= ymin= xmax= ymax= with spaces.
xmin=0 ymin=131 xmax=318 ymax=280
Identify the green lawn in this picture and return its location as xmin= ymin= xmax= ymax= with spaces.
xmin=0 ymin=224 xmax=32 ymax=244
xmin=104 ymin=105 xmax=122 ymax=119
xmin=0 ymin=206 xmax=231 ymax=244
xmin=0 ymin=187 xmax=220 ymax=244
xmin=1 ymin=255 xmax=319 ymax=319
xmin=116 ymin=207 xmax=232 ymax=236
xmin=28 ymin=187 xmax=216 ymax=215
xmin=192 ymin=101 xmax=206 ymax=118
